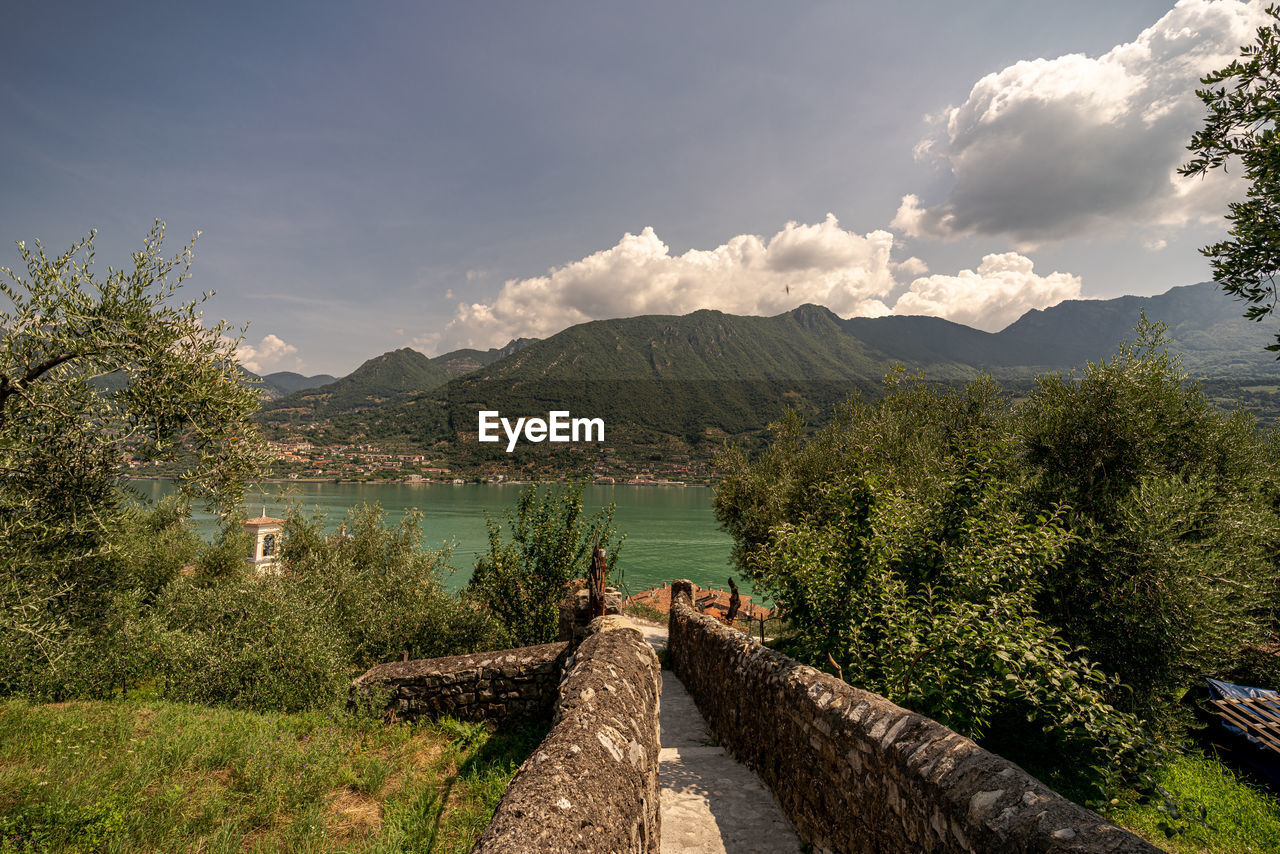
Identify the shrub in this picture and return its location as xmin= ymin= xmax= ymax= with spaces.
xmin=156 ymin=576 xmax=351 ymax=713
xmin=154 ymin=503 xmax=511 ymax=711
xmin=469 ymin=485 xmax=623 ymax=646
xmin=280 ymin=503 xmax=510 ymax=668
xmin=0 ymin=498 xmax=196 ymax=701
xmin=723 ymin=390 xmax=1152 ymax=794
xmin=1021 ymin=318 xmax=1280 ymax=734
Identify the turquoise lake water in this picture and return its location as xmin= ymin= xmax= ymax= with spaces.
xmin=127 ymin=480 xmax=746 ymax=598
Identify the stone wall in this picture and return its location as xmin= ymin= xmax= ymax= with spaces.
xmin=474 ymin=616 xmax=662 ymax=853
xmin=667 ymin=580 xmax=1160 ymax=854
xmin=557 ymin=585 xmax=624 ymax=647
xmin=353 ymin=642 xmax=569 ymax=724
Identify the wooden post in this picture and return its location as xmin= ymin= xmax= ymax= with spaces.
xmin=588 ymin=547 xmax=607 ymax=618
xmin=726 ymin=577 xmax=740 ymax=626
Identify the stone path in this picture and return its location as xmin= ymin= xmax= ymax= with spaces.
xmin=637 ymin=623 xmax=801 ymax=854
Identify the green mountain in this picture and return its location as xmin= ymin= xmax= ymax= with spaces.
xmin=992 ymin=283 xmax=1279 ymax=375
xmin=260 ymin=283 xmax=1280 ymax=469
xmin=259 ymin=347 xmax=451 ymax=425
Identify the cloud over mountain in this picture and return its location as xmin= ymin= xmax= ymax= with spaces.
xmin=438 ymin=216 xmax=1081 ymax=349
xmin=894 ymin=253 xmax=1082 ymax=331
xmin=238 ymin=333 xmax=300 ymax=373
xmin=893 ymin=0 xmax=1267 ymax=245
xmin=441 ymin=215 xmax=900 ymax=350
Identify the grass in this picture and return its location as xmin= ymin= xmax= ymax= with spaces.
xmin=1107 ymin=752 xmax=1280 ymax=853
xmin=621 ymin=602 xmax=666 ymax=624
xmin=0 ymin=697 xmax=545 ymax=853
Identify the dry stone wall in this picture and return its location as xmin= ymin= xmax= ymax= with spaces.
xmin=353 ymin=642 xmax=568 ymax=724
xmin=473 ymin=615 xmax=662 ymax=853
xmin=667 ymin=580 xmax=1161 ymax=854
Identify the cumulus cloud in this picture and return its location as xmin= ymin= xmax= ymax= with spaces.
xmin=440 ymin=215 xmax=899 ymax=350
xmin=238 ymin=333 xmax=300 ymax=374
xmin=436 ymin=216 xmax=1080 ymax=348
xmin=893 ymin=253 xmax=1082 ymax=331
xmin=895 ymin=0 xmax=1268 ymax=244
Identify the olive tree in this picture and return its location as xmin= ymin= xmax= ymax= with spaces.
xmin=0 ymin=222 xmax=268 ymax=697
xmin=1181 ymin=5 xmax=1280 ymax=348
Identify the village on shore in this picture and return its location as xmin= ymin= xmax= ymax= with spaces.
xmin=128 ymin=439 xmax=707 ymax=486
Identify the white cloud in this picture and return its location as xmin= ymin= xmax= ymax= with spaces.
xmin=440 ymin=215 xmax=899 ymax=350
xmin=896 ymin=0 xmax=1268 ymax=244
xmin=238 ymin=333 xmax=300 ymax=374
xmin=892 ymin=253 xmax=1082 ymax=332
xmin=436 ymin=215 xmax=1081 ymax=349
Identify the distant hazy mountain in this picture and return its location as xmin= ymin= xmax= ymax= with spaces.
xmin=259 ymin=371 xmax=338 ymax=397
xmin=992 ymin=283 xmax=1279 ymax=375
xmin=431 ymin=338 xmax=538 ymax=378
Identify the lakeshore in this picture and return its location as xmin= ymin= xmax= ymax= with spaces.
xmin=129 ymin=478 xmax=742 ymax=597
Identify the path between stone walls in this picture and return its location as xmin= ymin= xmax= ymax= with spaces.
xmin=637 ymin=623 xmax=801 ymax=854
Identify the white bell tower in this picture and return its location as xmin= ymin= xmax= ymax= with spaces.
xmin=244 ymin=515 xmax=285 ymax=574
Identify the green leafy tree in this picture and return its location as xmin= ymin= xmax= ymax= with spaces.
xmin=279 ymin=503 xmax=510 ymax=667
xmin=469 ymin=485 xmax=623 ymax=646
xmin=1022 ymin=317 xmax=1280 ymax=733
xmin=717 ymin=375 xmax=1152 ymax=796
xmin=0 ymin=223 xmax=268 ymax=697
xmin=1181 ymin=5 xmax=1280 ymax=348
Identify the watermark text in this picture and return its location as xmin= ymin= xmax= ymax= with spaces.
xmin=478 ymin=410 xmax=605 ymax=452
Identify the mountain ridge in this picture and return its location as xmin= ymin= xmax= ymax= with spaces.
xmin=257 ymin=282 xmax=1280 ymax=457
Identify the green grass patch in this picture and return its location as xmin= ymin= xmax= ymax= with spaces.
xmin=621 ymin=602 xmax=666 ymax=624
xmin=0 ymin=697 xmax=544 ymax=852
xmin=1108 ymin=752 xmax=1280 ymax=853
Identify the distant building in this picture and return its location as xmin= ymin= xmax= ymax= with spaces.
xmin=244 ymin=516 xmax=285 ymax=574
xmin=627 ymin=581 xmax=770 ymax=623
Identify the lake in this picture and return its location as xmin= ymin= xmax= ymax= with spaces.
xmin=127 ymin=480 xmax=747 ymax=598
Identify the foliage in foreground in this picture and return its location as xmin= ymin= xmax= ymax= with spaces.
xmin=714 ymin=320 xmax=1280 ymax=794
xmin=157 ymin=503 xmax=511 ymax=713
xmin=1181 ymin=4 xmax=1280 ymax=352
xmin=1022 ymin=322 xmax=1280 ymax=734
xmin=0 ymin=224 xmax=267 ymax=701
xmin=718 ymin=376 xmax=1153 ymax=797
xmin=469 ymin=485 xmax=623 ymax=646
xmin=5 ymin=497 xmax=511 ymax=712
xmin=0 ymin=697 xmax=543 ymax=853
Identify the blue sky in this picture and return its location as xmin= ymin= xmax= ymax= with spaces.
xmin=0 ymin=1 xmax=1265 ymax=375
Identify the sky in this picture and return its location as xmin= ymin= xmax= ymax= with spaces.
xmin=0 ymin=0 xmax=1269 ymax=376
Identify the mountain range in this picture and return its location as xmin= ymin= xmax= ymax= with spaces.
xmin=255 ymin=282 xmax=1280 ymax=464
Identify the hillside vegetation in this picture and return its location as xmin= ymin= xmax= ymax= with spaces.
xmin=254 ymin=283 xmax=1280 ymax=482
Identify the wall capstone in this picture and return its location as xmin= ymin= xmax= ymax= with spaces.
xmin=473 ymin=616 xmax=662 ymax=853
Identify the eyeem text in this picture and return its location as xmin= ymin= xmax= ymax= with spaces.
xmin=478 ymin=410 xmax=605 ymax=452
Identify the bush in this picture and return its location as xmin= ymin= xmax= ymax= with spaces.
xmin=154 ymin=503 xmax=511 ymax=711
xmin=1021 ymin=318 xmax=1280 ymax=734
xmin=719 ymin=377 xmax=1153 ymax=795
xmin=156 ymin=576 xmax=351 ymax=713
xmin=0 ymin=497 xmax=196 ymax=701
xmin=469 ymin=485 xmax=623 ymax=646
xmin=280 ymin=503 xmax=510 ymax=667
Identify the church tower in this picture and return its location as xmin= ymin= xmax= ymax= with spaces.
xmin=244 ymin=515 xmax=285 ymax=574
